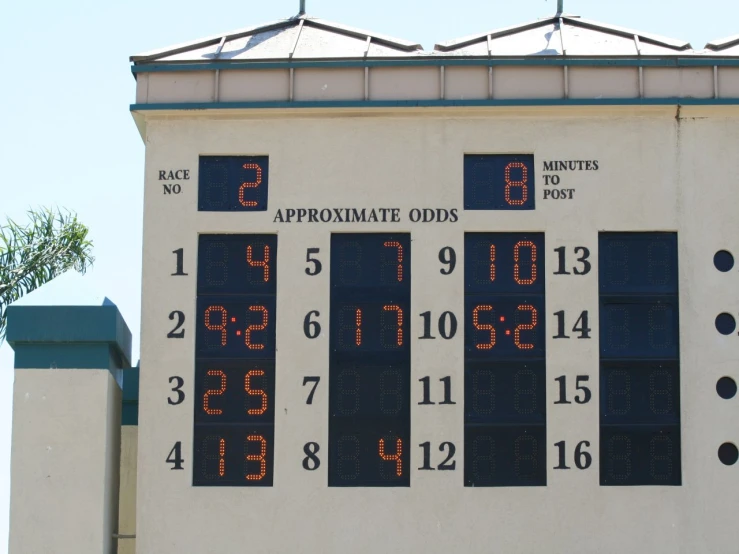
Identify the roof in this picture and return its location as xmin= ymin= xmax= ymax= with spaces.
xmin=433 ymin=14 xmax=693 ymax=57
xmin=704 ymin=35 xmax=739 ymax=56
xmin=130 ymin=13 xmax=423 ymax=63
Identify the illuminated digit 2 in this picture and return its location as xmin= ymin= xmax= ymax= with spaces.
xmin=504 ymin=161 xmax=528 ymax=206
xmin=246 ymin=244 xmax=270 ymax=282
xmin=245 ymin=369 xmax=267 ymax=415
xmin=473 ymin=305 xmax=496 ymax=350
xmin=245 ymin=306 xmax=268 ymax=350
xmin=203 ymin=370 xmax=226 ymax=415
xmin=379 ymin=438 xmax=403 ymax=477
xmin=514 ymin=241 xmax=537 ymax=285
xmin=204 ymin=305 xmax=228 ymax=346
xmin=238 ymin=163 xmax=262 ymax=207
xmin=245 ymin=435 xmax=267 ymax=481
xmin=514 ymin=305 xmax=537 ymax=350
xmin=383 ymin=305 xmax=403 ymax=346
xmin=383 ymin=241 xmax=403 ymax=282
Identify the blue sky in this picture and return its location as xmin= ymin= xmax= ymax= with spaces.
xmin=1 ymin=0 xmax=737 ymax=549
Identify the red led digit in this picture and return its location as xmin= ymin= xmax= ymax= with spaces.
xmin=490 ymin=244 xmax=496 ymax=282
xmin=383 ymin=305 xmax=403 ymax=346
xmin=238 ymin=163 xmax=262 ymax=207
xmin=504 ymin=161 xmax=528 ymax=206
xmin=203 ymin=370 xmax=226 ymax=415
xmin=384 ymin=241 xmax=403 ymax=282
xmin=245 ymin=369 xmax=267 ymax=415
xmin=245 ymin=435 xmax=267 ymax=481
xmin=246 ymin=244 xmax=270 ymax=282
xmin=204 ymin=305 xmax=228 ymax=346
xmin=245 ymin=306 xmax=268 ymax=350
xmin=514 ymin=241 xmax=537 ymax=285
xmin=219 ymin=438 xmax=226 ymax=477
xmin=514 ymin=304 xmax=538 ymax=350
xmin=379 ymin=438 xmax=403 ymax=477
xmin=473 ymin=305 xmax=496 ymax=350
xmin=355 ymin=308 xmax=362 ymax=346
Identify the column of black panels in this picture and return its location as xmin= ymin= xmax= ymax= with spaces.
xmin=193 ymin=234 xmax=277 ymax=486
xmin=328 ymin=234 xmax=411 ymax=487
xmin=599 ymin=233 xmax=681 ymax=486
xmin=464 ymin=233 xmax=547 ymax=487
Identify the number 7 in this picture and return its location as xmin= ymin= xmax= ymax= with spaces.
xmin=303 ymin=376 xmax=321 ymax=404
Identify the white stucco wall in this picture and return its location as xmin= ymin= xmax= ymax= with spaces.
xmin=133 ymin=105 xmax=739 ymax=553
xmin=9 ymin=369 xmax=120 ymax=554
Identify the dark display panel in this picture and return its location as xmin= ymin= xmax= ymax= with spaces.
xmin=329 ymin=234 xmax=411 ymax=487
xmin=464 ymin=154 xmax=536 ymax=211
xmin=464 ymin=233 xmax=546 ymax=487
xmin=194 ymin=234 xmax=277 ymax=486
xmin=198 ymin=156 xmax=269 ymax=212
xmin=599 ymin=233 xmax=681 ymax=486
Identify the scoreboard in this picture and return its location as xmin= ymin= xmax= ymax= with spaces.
xmin=135 ymin=112 xmax=739 ymax=553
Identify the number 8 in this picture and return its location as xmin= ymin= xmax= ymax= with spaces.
xmin=504 ymin=162 xmax=528 ymax=206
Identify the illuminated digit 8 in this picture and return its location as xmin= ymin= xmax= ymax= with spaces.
xmin=514 ymin=305 xmax=537 ymax=350
xmin=473 ymin=305 xmax=496 ymax=350
xmin=245 ymin=306 xmax=268 ymax=350
xmin=245 ymin=369 xmax=267 ymax=415
xmin=378 ymin=438 xmax=403 ymax=477
xmin=382 ymin=305 xmax=403 ymax=347
xmin=203 ymin=370 xmax=226 ymax=415
xmin=504 ymin=162 xmax=528 ymax=206
xmin=383 ymin=241 xmax=403 ymax=282
xmin=245 ymin=435 xmax=267 ymax=481
xmin=513 ymin=241 xmax=537 ymax=285
xmin=238 ymin=163 xmax=262 ymax=207
xmin=204 ymin=305 xmax=228 ymax=346
xmin=246 ymin=244 xmax=270 ymax=282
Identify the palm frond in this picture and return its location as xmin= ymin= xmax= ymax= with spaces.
xmin=0 ymin=208 xmax=94 ymax=342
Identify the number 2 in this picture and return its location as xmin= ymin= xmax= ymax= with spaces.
xmin=239 ymin=163 xmax=262 ymax=207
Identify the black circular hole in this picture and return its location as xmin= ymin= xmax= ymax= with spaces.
xmin=719 ymin=443 xmax=739 ymax=466
xmin=717 ymin=377 xmax=738 ymax=399
xmin=714 ymin=250 xmax=735 ymax=273
xmin=716 ymin=313 xmax=737 ymax=335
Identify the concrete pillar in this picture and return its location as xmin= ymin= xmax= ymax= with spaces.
xmin=6 ymin=304 xmax=132 ymax=554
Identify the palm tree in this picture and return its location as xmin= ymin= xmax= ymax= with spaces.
xmin=0 ymin=208 xmax=94 ymax=342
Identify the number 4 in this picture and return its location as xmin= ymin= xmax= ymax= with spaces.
xmin=166 ymin=442 xmax=184 ymax=470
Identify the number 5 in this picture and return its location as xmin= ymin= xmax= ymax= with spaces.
xmin=305 ymin=248 xmax=322 ymax=276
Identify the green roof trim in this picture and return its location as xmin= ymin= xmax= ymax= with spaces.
xmin=131 ymin=57 xmax=739 ymax=74
xmin=7 ymin=305 xmax=133 ymax=377
xmin=131 ymin=97 xmax=739 ymax=113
